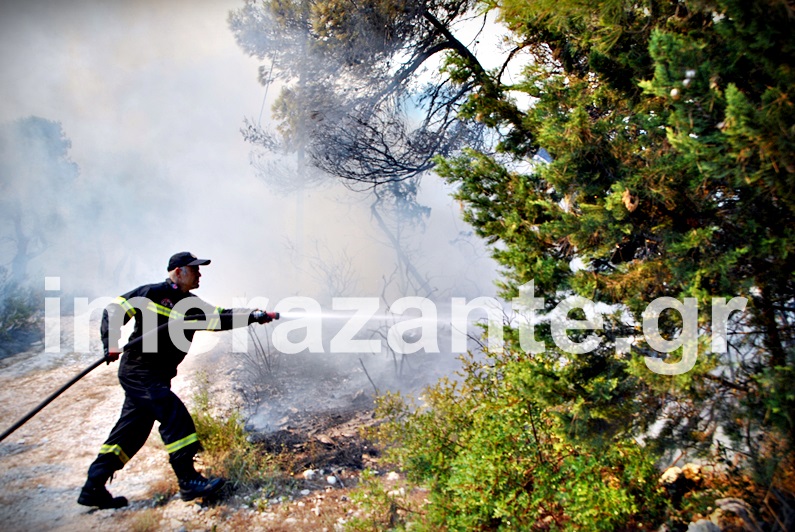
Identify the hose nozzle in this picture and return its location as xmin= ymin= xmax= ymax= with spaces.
xmin=252 ymin=310 xmax=280 ymax=322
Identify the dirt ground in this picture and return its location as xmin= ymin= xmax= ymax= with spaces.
xmin=0 ymin=339 xmax=178 ymax=531
xmin=0 ymin=320 xmax=437 ymax=531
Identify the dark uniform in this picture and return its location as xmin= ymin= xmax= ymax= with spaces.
xmin=79 ymin=252 xmax=270 ymax=508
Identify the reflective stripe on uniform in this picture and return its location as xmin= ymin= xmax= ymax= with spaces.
xmin=146 ymin=300 xmax=172 ymax=318
xmin=165 ymin=433 xmax=199 ymax=454
xmin=145 ymin=301 xmax=222 ymax=329
xmin=99 ymin=443 xmax=130 ymax=464
xmin=115 ymin=297 xmax=136 ymax=319
xmin=207 ymin=306 xmax=224 ymax=330
xmin=146 ymin=301 xmax=186 ymax=320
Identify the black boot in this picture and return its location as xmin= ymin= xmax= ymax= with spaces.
xmin=77 ymin=479 xmax=128 ymax=509
xmin=178 ymin=474 xmax=226 ymax=501
xmin=78 ymin=461 xmax=128 ymax=509
xmin=171 ymin=454 xmax=225 ymax=501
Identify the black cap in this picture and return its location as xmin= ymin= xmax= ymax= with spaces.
xmin=167 ymin=251 xmax=211 ymax=271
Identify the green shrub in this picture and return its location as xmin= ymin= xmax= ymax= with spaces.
xmin=0 ymin=276 xmax=42 ymax=345
xmin=346 ymin=469 xmax=418 ymax=531
xmin=190 ymin=373 xmax=273 ymax=489
xmin=373 ymin=351 xmax=668 ymax=530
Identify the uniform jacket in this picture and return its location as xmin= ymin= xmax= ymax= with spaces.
xmin=101 ymin=279 xmax=252 ymax=380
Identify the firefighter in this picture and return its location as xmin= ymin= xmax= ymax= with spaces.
xmin=78 ymin=251 xmax=274 ymax=509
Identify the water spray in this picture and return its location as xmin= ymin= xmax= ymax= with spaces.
xmin=277 ymin=311 xmax=386 ymax=321
xmin=276 ymin=311 xmax=431 ymax=322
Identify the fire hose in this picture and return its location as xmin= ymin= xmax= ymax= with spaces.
xmin=0 ymin=311 xmax=279 ymax=443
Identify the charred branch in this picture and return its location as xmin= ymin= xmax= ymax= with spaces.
xmin=310 ymin=103 xmax=479 ymax=184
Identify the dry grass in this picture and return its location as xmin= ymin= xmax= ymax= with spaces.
xmin=145 ymin=475 xmax=178 ymax=506
xmin=127 ymin=508 xmax=161 ymax=532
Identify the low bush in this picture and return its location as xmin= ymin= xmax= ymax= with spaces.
xmin=0 ymin=275 xmax=42 ymax=348
xmin=190 ymin=373 xmax=273 ymax=490
xmin=371 ymin=351 xmax=668 ymax=530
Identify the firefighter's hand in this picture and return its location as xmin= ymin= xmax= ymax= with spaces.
xmin=252 ymin=310 xmax=273 ymax=324
xmin=105 ymin=349 xmax=121 ymax=365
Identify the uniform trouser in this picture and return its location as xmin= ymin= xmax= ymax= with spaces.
xmin=85 ymin=370 xmax=200 ymax=484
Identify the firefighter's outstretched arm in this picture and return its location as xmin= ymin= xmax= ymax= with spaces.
xmin=189 ymin=297 xmax=279 ymax=330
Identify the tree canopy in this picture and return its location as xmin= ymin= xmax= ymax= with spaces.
xmin=440 ymin=0 xmax=795 ymax=443
xmin=230 ymin=0 xmax=500 ymax=187
xmin=0 ymin=117 xmax=79 ymax=283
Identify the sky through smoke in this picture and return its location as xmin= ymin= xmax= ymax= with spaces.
xmin=0 ymin=0 xmax=497 ymax=313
